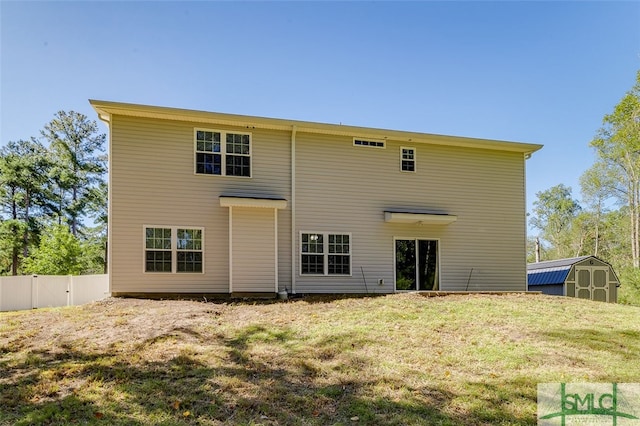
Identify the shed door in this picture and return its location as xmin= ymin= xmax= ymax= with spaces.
xmin=592 ymin=269 xmax=608 ymax=302
xmin=575 ymin=266 xmax=609 ymax=302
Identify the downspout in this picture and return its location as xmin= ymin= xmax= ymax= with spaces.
xmin=291 ymin=125 xmax=297 ymax=294
xmin=274 ymin=207 xmax=278 ymax=293
xmin=229 ymin=206 xmax=233 ymax=293
xmin=524 ymin=151 xmax=531 ymax=290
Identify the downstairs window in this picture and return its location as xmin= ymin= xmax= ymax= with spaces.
xmin=145 ymin=226 xmax=204 ymax=273
xmin=301 ymin=232 xmax=351 ymax=276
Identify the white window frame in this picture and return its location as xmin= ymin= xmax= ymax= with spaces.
xmin=400 ymin=147 xmax=416 ymax=172
xmin=194 ymin=128 xmax=252 ymax=178
xmin=143 ymin=225 xmax=205 ymax=274
xmin=300 ymin=231 xmax=352 ymax=276
xmin=353 ymin=138 xmax=386 ymax=148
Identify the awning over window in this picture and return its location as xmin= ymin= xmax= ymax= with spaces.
xmin=384 ymin=209 xmax=457 ymax=225
xmin=220 ymin=195 xmax=287 ymax=209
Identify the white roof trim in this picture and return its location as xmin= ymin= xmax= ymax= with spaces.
xmin=220 ymin=196 xmax=287 ymax=209
xmin=89 ymin=100 xmax=543 ymax=155
xmin=384 ymin=211 xmax=457 ymax=225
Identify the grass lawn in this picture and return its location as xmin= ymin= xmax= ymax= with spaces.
xmin=1 ymin=293 xmax=639 ymax=425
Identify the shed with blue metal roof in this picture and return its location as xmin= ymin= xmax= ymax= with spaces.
xmin=527 ymin=256 xmax=619 ymax=302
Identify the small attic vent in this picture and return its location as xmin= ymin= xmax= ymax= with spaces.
xmin=354 ymin=138 xmax=385 ymax=148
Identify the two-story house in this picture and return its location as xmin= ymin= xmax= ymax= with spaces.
xmin=90 ymin=100 xmax=542 ymax=297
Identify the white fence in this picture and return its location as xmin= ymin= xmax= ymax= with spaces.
xmin=0 ymin=274 xmax=109 ymax=312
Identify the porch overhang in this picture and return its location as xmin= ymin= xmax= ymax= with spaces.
xmin=220 ymin=195 xmax=287 ymax=209
xmin=384 ymin=210 xmax=457 ymax=225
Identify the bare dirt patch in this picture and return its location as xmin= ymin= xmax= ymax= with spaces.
xmin=3 ymin=298 xmax=225 ymax=354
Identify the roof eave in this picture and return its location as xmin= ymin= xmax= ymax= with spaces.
xmin=89 ymin=99 xmax=543 ymax=154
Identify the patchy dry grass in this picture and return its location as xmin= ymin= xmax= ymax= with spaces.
xmin=1 ymin=293 xmax=639 ymax=425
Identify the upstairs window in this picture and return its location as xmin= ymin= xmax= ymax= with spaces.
xmin=354 ymin=138 xmax=385 ymax=148
xmin=195 ymin=129 xmax=251 ymax=177
xmin=401 ymin=147 xmax=416 ymax=172
xmin=225 ymin=133 xmax=251 ymax=176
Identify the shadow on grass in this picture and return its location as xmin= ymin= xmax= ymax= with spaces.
xmin=0 ymin=323 xmax=537 ymax=425
xmin=536 ymin=326 xmax=640 ymax=384
xmin=540 ymin=327 xmax=640 ymax=359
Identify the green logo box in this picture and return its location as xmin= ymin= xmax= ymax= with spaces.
xmin=538 ymin=383 xmax=640 ymax=425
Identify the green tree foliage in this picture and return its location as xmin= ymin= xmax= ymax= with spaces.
xmin=0 ymin=139 xmax=51 ymax=274
xmin=530 ymin=184 xmax=582 ymax=259
xmin=22 ymin=224 xmax=84 ymax=275
xmin=618 ymin=266 xmax=640 ymax=306
xmin=579 ymin=163 xmax=612 ymax=258
xmin=587 ymin=70 xmax=640 ymax=266
xmin=0 ymin=219 xmax=28 ymax=275
xmin=41 ymin=111 xmax=106 ymax=236
xmin=532 ymin=71 xmax=640 ymax=305
xmin=84 ymin=180 xmax=108 ymax=273
xmin=526 ymin=236 xmax=544 ymax=263
xmin=0 ymin=111 xmax=107 ymax=276
xmin=81 ymin=224 xmax=108 ymax=274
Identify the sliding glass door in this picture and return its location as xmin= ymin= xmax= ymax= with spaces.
xmin=395 ymin=239 xmax=439 ymax=291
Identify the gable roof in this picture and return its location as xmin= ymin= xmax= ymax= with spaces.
xmin=527 ymin=256 xmax=592 ymax=286
xmin=89 ymin=100 xmax=543 ymax=155
xmin=527 ymin=256 xmax=592 ymax=271
xmin=526 ymin=255 xmax=619 ymax=286
xmin=527 ymin=267 xmax=572 ymax=286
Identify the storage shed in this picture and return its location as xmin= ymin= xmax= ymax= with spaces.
xmin=527 ymin=256 xmax=619 ymax=303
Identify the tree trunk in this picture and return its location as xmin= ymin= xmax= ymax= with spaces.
xmin=104 ymin=240 xmax=108 ymax=274
xmin=22 ymin=190 xmax=30 ymax=258
xmin=71 ymin=186 xmax=77 ymax=236
xmin=631 ymin=182 xmax=640 ymax=268
xmin=575 ymin=234 xmax=584 ymax=258
xmin=10 ymin=188 xmax=18 ymax=275
xmin=594 ymin=202 xmax=600 ymax=257
xmin=58 ymin=187 xmax=63 ymax=226
xmin=11 ymin=230 xmax=18 ymax=275
xmin=629 ymin=181 xmax=640 ymax=268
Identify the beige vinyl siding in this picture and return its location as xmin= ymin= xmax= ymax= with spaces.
xmin=231 ymin=207 xmax=277 ymax=293
xmin=109 ymin=115 xmax=291 ymax=293
xmin=294 ymin=132 xmax=527 ymax=293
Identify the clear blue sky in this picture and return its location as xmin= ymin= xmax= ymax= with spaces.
xmin=1 ymin=1 xmax=639 ymax=232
